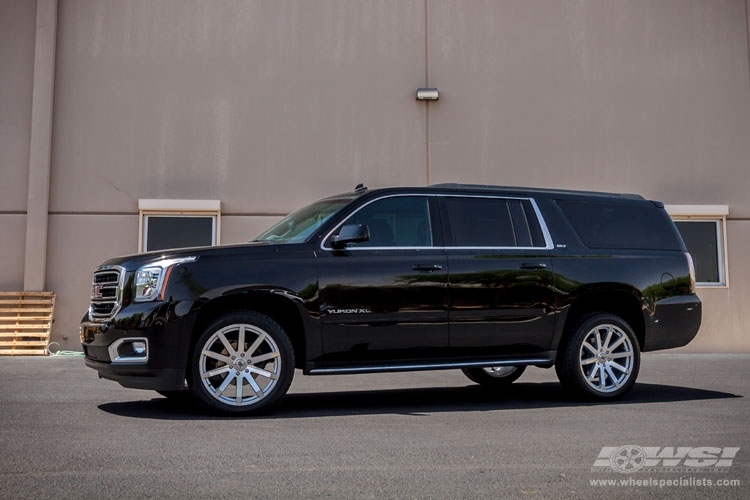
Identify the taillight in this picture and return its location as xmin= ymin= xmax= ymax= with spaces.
xmin=685 ymin=252 xmax=696 ymax=294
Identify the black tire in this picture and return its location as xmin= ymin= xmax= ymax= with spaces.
xmin=462 ymin=365 xmax=526 ymax=387
xmin=556 ymin=313 xmax=640 ymax=401
xmin=190 ymin=311 xmax=295 ymax=415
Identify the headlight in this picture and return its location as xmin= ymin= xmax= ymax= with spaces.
xmin=135 ymin=267 xmax=162 ymax=302
xmin=133 ymin=257 xmax=197 ymax=302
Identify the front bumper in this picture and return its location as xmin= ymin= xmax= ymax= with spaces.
xmin=80 ymin=300 xmax=196 ymax=391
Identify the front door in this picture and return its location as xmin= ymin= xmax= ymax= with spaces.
xmin=316 ymin=195 xmax=449 ymax=364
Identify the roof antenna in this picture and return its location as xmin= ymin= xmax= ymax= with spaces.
xmin=354 ymin=183 xmax=367 ymax=193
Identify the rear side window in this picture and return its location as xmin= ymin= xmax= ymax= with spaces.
xmin=557 ymin=200 xmax=682 ymax=250
xmin=443 ymin=197 xmax=546 ymax=248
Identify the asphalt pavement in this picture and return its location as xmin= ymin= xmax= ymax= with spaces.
xmin=0 ymin=354 xmax=748 ymax=499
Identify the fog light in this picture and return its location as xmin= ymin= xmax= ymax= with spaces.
xmin=108 ymin=338 xmax=149 ymax=364
xmin=132 ymin=341 xmax=146 ymax=355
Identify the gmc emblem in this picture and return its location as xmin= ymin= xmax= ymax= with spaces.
xmin=91 ymin=284 xmax=102 ymax=299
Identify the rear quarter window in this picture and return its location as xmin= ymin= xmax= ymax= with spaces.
xmin=556 ymin=199 xmax=683 ymax=251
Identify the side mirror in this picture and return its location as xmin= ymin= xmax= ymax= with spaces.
xmin=331 ymin=224 xmax=370 ymax=249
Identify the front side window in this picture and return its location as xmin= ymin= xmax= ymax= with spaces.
xmin=444 ymin=196 xmax=546 ymax=248
xmin=337 ymin=196 xmax=433 ymax=248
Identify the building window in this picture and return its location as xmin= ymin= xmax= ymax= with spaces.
xmin=138 ymin=199 xmax=221 ymax=252
xmin=666 ymin=205 xmax=728 ymax=287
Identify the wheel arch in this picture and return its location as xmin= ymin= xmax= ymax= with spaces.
xmin=556 ymin=287 xmax=646 ymax=353
xmin=187 ymin=290 xmax=308 ymax=375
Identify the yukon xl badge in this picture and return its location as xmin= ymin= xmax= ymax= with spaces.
xmin=326 ymin=308 xmax=372 ymax=314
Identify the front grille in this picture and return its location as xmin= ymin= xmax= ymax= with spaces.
xmin=89 ymin=266 xmax=124 ymax=321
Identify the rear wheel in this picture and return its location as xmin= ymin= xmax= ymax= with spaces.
xmin=556 ymin=313 xmax=640 ymax=400
xmin=462 ymin=365 xmax=526 ymax=387
xmin=190 ymin=311 xmax=295 ymax=415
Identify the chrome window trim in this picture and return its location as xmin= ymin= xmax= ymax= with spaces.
xmin=320 ymin=193 xmax=437 ymax=251
xmin=320 ymin=193 xmax=554 ymax=252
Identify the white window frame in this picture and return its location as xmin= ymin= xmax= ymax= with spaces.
xmin=138 ymin=199 xmax=221 ymax=253
xmin=666 ymin=204 xmax=729 ymax=288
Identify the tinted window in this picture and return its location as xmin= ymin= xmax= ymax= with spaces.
xmin=343 ymin=196 xmax=432 ymax=247
xmin=557 ymin=200 xmax=681 ymax=250
xmin=444 ymin=197 xmax=545 ymax=247
xmin=674 ymin=220 xmax=721 ymax=284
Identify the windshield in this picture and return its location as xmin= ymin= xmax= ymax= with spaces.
xmin=254 ymin=196 xmax=355 ymax=243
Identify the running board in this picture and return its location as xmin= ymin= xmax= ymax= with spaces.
xmin=306 ymin=356 xmax=555 ymax=375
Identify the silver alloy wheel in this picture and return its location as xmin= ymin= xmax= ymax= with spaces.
xmin=482 ymin=366 xmax=518 ymax=378
xmin=199 ymin=323 xmax=282 ymax=406
xmin=578 ymin=323 xmax=635 ymax=394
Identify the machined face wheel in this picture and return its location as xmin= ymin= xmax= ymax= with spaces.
xmin=482 ymin=366 xmax=518 ymax=378
xmin=191 ymin=312 xmax=294 ymax=415
xmin=556 ymin=313 xmax=640 ymax=401
xmin=462 ymin=365 xmax=526 ymax=387
xmin=578 ymin=323 xmax=635 ymax=394
xmin=198 ymin=323 xmax=282 ymax=407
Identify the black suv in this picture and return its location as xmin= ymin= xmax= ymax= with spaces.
xmin=81 ymin=184 xmax=701 ymax=414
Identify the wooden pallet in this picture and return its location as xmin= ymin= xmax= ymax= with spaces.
xmin=0 ymin=292 xmax=55 ymax=356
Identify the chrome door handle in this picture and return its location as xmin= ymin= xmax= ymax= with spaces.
xmin=520 ymin=263 xmax=547 ymax=270
xmin=413 ymin=264 xmax=443 ymax=272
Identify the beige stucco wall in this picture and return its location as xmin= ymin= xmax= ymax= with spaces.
xmin=0 ymin=0 xmax=36 ymax=291
xmin=2 ymin=0 xmax=749 ymax=351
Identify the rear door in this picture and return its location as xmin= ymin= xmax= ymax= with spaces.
xmin=440 ymin=195 xmax=556 ymax=356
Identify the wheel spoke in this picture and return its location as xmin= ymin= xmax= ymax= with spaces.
xmin=602 ymin=327 xmax=614 ymax=351
xmin=609 ymin=360 xmax=631 ymax=375
xmin=586 ymin=364 xmax=600 ymax=382
xmin=252 ymin=351 xmax=280 ymax=364
xmin=202 ymin=350 xmax=231 ymax=364
xmin=593 ymin=329 xmax=604 ymax=351
xmin=581 ymin=356 xmax=598 ymax=366
xmin=213 ymin=373 xmax=234 ymax=399
xmin=202 ymin=365 xmax=232 ymax=379
xmin=235 ymin=373 xmax=244 ymax=405
xmin=247 ymin=365 xmax=277 ymax=380
xmin=244 ymin=332 xmax=267 ymax=357
xmin=609 ymin=351 xmax=631 ymax=359
xmin=604 ymin=364 xmax=621 ymax=388
xmin=608 ymin=335 xmax=627 ymax=352
xmin=582 ymin=341 xmax=598 ymax=356
xmin=598 ymin=365 xmax=607 ymax=390
xmin=245 ymin=374 xmax=265 ymax=399
xmin=217 ymin=332 xmax=236 ymax=356
xmin=237 ymin=325 xmax=246 ymax=355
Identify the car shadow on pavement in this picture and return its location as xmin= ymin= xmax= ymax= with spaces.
xmin=97 ymin=381 xmax=741 ymax=420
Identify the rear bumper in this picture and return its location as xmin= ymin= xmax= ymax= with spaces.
xmin=643 ymin=294 xmax=702 ymax=351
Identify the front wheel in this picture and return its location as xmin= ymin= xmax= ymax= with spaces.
xmin=190 ymin=311 xmax=295 ymax=415
xmin=462 ymin=365 xmax=526 ymax=387
xmin=556 ymin=313 xmax=640 ymax=401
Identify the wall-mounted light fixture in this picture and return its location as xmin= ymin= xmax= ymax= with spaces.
xmin=416 ymin=88 xmax=439 ymax=101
